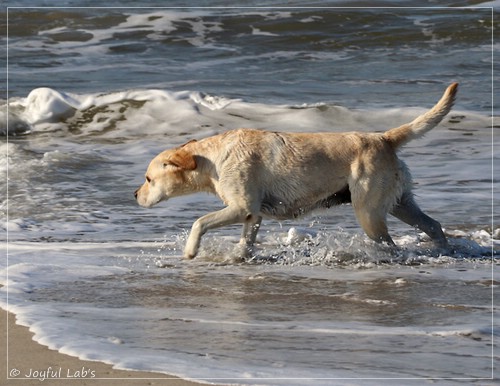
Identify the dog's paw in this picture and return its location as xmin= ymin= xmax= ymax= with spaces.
xmin=236 ymin=243 xmax=256 ymax=261
xmin=183 ymin=249 xmax=197 ymax=259
xmin=183 ymin=237 xmax=200 ymax=259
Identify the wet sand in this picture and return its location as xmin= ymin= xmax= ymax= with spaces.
xmin=1 ymin=309 xmax=212 ymax=386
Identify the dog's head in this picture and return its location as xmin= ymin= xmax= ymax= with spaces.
xmin=135 ymin=145 xmax=197 ymax=208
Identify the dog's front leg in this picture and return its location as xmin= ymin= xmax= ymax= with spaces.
xmin=184 ymin=206 xmax=248 ymax=259
xmin=239 ymin=215 xmax=262 ymax=258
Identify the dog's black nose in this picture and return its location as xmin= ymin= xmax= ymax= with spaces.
xmin=134 ymin=189 xmax=139 ymax=199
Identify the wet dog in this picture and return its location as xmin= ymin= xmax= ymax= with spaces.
xmin=136 ymin=83 xmax=457 ymax=259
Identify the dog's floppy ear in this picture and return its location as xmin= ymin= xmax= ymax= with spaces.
xmin=164 ymin=149 xmax=197 ymax=170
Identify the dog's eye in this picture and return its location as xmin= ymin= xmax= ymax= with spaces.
xmin=146 ymin=176 xmax=152 ymax=183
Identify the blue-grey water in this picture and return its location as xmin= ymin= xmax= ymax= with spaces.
xmin=1 ymin=2 xmax=498 ymax=385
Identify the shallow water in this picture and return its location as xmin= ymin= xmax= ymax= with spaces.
xmin=1 ymin=3 xmax=499 ymax=385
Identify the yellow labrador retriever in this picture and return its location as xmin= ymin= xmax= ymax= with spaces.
xmin=136 ymin=83 xmax=458 ymax=259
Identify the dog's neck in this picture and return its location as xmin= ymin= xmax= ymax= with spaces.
xmin=182 ymin=140 xmax=220 ymax=196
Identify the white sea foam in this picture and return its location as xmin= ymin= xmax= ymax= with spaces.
xmin=4 ymin=86 xmax=492 ymax=138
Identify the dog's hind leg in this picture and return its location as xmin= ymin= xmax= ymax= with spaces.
xmin=353 ymin=206 xmax=396 ymax=246
xmin=391 ymin=193 xmax=448 ymax=248
xmin=349 ymin=172 xmax=396 ymax=246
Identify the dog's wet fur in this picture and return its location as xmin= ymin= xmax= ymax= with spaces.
xmin=136 ymin=83 xmax=458 ymax=259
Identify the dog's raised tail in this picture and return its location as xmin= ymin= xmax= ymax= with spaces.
xmin=384 ymin=82 xmax=458 ymax=149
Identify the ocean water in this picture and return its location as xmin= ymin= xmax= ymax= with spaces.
xmin=1 ymin=2 xmax=499 ymax=385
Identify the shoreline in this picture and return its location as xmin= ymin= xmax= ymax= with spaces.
xmin=1 ymin=309 xmax=214 ymax=386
